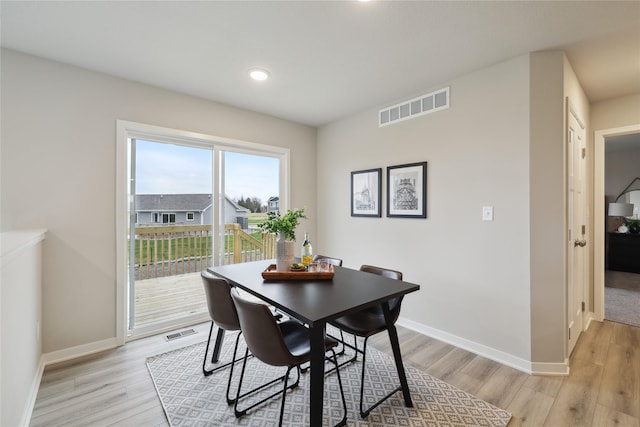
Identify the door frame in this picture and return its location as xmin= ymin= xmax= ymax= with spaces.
xmin=115 ymin=120 xmax=290 ymax=345
xmin=593 ymin=123 xmax=640 ymax=322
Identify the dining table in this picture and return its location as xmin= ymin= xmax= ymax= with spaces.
xmin=208 ymin=259 xmax=420 ymax=427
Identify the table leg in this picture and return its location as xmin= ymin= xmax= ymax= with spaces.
xmin=211 ymin=328 xmax=225 ymax=363
xmin=309 ymin=321 xmax=326 ymax=427
xmin=382 ymin=302 xmax=413 ymax=407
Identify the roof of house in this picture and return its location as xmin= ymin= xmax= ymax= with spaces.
xmin=135 ymin=194 xmax=249 ymax=213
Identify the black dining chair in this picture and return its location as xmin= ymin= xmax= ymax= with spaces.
xmin=329 ymin=264 xmax=404 ymax=418
xmin=201 ymin=271 xmax=286 ymax=405
xmin=231 ymin=288 xmax=348 ymax=427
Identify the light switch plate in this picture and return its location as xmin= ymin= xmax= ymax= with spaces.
xmin=482 ymin=206 xmax=493 ymax=221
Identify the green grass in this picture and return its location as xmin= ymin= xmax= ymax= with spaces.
xmin=248 ymin=212 xmax=268 ymax=226
xmin=133 ymin=229 xmax=266 ymax=264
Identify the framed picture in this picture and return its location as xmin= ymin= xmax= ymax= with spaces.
xmin=387 ymin=162 xmax=427 ymax=218
xmin=351 ymin=168 xmax=382 ymax=217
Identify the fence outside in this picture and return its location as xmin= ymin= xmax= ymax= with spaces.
xmin=133 ymin=224 xmax=276 ymax=280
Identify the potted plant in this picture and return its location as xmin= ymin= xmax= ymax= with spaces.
xmin=258 ymin=208 xmax=307 ymax=270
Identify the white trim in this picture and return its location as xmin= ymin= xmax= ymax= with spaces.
xmin=530 ymin=359 xmax=570 ymax=376
xmin=397 ymin=317 xmax=569 ymax=376
xmin=126 ymin=313 xmax=209 ymax=342
xmin=41 ymin=337 xmax=119 ymax=366
xmin=19 ymin=356 xmax=45 ymax=427
xmin=593 ymin=124 xmax=640 ymax=322
xmin=0 ymin=229 xmax=47 ymax=265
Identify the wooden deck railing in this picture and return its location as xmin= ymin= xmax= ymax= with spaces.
xmin=134 ymin=224 xmax=276 ymax=280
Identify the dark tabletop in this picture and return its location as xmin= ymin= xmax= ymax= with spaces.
xmin=208 ymin=260 xmax=420 ymax=326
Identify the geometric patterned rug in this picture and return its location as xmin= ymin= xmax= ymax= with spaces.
xmin=146 ymin=327 xmax=512 ymax=426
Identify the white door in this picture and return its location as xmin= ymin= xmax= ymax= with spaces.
xmin=567 ymin=106 xmax=587 ymax=355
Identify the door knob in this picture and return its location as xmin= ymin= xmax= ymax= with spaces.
xmin=574 ymin=239 xmax=587 ymax=247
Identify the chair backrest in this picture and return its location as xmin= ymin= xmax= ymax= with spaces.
xmin=201 ymin=270 xmax=241 ymax=331
xmin=360 ymin=264 xmax=402 ymax=280
xmin=312 ymin=254 xmax=343 ymax=266
xmin=359 ymin=264 xmax=404 ymax=315
xmin=230 ymin=288 xmax=297 ymax=367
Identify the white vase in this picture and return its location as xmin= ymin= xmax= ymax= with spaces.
xmin=276 ymin=232 xmax=294 ymax=271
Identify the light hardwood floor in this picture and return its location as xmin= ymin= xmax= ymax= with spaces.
xmin=30 ymin=320 xmax=639 ymax=426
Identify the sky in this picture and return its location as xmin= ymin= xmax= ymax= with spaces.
xmin=135 ymin=140 xmax=279 ymax=203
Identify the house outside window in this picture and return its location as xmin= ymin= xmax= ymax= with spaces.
xmin=186 ymin=212 xmax=195 ymax=221
xmin=152 ymin=212 xmax=159 ymax=223
xmin=162 ymin=213 xmax=176 ymax=224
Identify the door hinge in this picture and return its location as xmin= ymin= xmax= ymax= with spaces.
xmin=582 ymin=302 xmax=585 ymax=312
xmin=581 ymin=148 xmax=586 ymax=159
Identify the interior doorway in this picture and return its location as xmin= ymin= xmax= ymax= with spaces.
xmin=600 ymin=131 xmax=640 ymax=328
xmin=593 ymin=124 xmax=640 ymax=326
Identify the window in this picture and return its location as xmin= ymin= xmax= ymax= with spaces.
xmin=161 ymin=213 xmax=176 ymax=224
xmin=187 ymin=212 xmax=195 ymax=221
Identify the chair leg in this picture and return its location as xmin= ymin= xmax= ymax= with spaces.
xmin=202 ymin=322 xmax=221 ymax=376
xmin=225 ymin=331 xmax=243 ymax=404
xmin=234 ymin=351 xmax=300 ymax=418
xmin=202 ymin=323 xmax=246 ymax=377
xmin=278 ymin=366 xmax=294 ymax=427
xmin=323 ymin=331 xmax=359 ymax=374
xmin=358 ymin=336 xmax=402 ymax=418
xmin=328 ymin=349 xmax=348 ymax=427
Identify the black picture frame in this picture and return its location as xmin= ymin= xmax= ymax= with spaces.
xmin=387 ymin=162 xmax=427 ymax=218
xmin=351 ymin=168 xmax=382 ymax=217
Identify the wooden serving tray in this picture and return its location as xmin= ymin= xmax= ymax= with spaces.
xmin=261 ymin=264 xmax=334 ymax=281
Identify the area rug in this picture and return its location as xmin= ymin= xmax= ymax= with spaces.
xmin=146 ymin=330 xmax=512 ymax=426
xmin=605 ymin=286 xmax=640 ymax=328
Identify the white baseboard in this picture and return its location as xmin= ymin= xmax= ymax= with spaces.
xmin=531 ymin=359 xmax=570 ymax=376
xmin=19 ymin=357 xmax=46 ymax=427
xmin=396 ymin=317 xmax=569 ymax=376
xmin=41 ymin=337 xmax=119 ymax=366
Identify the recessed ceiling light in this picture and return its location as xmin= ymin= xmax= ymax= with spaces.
xmin=248 ymin=68 xmax=270 ymax=81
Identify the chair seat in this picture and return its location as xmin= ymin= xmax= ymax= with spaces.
xmin=280 ymin=320 xmax=339 ymax=359
xmin=330 ymin=307 xmax=387 ymax=338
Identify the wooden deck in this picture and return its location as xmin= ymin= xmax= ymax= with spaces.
xmin=134 ymin=273 xmax=207 ymax=328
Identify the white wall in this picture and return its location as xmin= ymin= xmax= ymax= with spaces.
xmin=1 ymin=49 xmax=317 ymax=353
xmin=317 ymin=52 xmax=587 ymax=371
xmin=318 ymin=55 xmax=533 ymax=365
xmin=1 ymin=230 xmax=46 ymax=427
xmin=605 ymin=145 xmax=640 ymax=199
xmin=591 ymin=93 xmax=640 ymax=132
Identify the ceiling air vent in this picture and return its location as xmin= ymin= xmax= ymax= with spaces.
xmin=379 ymin=86 xmax=450 ymax=127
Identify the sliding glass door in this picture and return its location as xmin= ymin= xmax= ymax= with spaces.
xmin=118 ymin=121 xmax=288 ymax=340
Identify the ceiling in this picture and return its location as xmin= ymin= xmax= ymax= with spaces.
xmin=2 ymin=1 xmax=639 ymax=127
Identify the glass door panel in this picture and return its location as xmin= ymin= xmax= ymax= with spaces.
xmin=128 ymin=139 xmax=213 ymax=334
xmin=219 ymin=151 xmax=280 ymax=265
